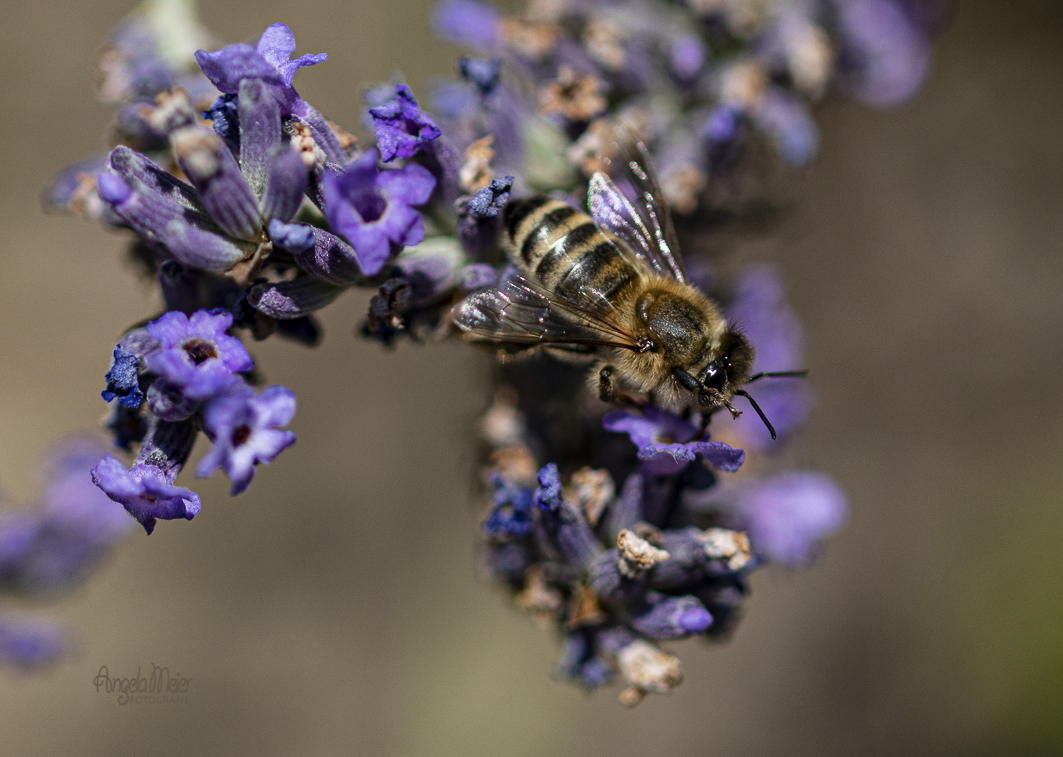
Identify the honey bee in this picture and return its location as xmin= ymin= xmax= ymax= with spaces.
xmin=454 ymin=142 xmax=795 ymax=437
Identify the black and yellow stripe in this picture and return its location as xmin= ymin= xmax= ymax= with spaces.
xmin=502 ymin=196 xmax=641 ymax=313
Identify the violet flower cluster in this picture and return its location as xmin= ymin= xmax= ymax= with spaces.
xmin=432 ymin=0 xmax=938 ymax=213
xmin=34 ymin=0 xmax=934 ymax=694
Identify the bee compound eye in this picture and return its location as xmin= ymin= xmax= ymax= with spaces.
xmin=701 ymin=359 xmax=727 ymax=392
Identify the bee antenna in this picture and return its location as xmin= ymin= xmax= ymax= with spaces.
xmin=744 ymin=370 xmax=808 ymax=385
xmin=734 ymin=389 xmax=777 ymax=441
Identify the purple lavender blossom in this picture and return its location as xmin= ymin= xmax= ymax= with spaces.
xmin=0 ymin=616 xmax=66 ymax=669
xmin=197 ymin=385 xmax=297 ymax=495
xmin=481 ymin=473 xmax=534 ymax=538
xmin=91 ymin=456 xmax=201 ymax=535
xmin=722 ymin=265 xmax=813 ymax=450
xmin=194 ymin=23 xmax=326 ymax=118
xmin=603 ymin=407 xmax=745 ymax=475
xmin=322 ymin=149 xmax=436 ymax=276
xmin=433 ymin=0 xmax=502 ymax=53
xmin=833 ymin=0 xmax=933 ymax=107
xmin=145 ymin=309 xmax=252 ymax=401
xmin=753 ymin=89 xmax=819 ymax=166
xmin=369 ymin=84 xmax=443 ymax=162
xmin=0 ymin=438 xmax=133 ymax=593
xmin=732 ymin=471 xmax=848 ymax=566
xmin=101 ymin=344 xmax=143 ymax=408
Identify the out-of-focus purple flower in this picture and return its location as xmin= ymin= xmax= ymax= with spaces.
xmin=101 ymin=345 xmax=143 ymax=408
xmin=0 ymin=616 xmax=66 ymax=669
xmin=41 ymin=438 xmax=135 ymax=546
xmin=433 ymin=0 xmax=502 ymax=52
xmin=722 ymin=265 xmax=813 ymax=449
xmin=91 ymin=456 xmax=201 ymax=535
xmin=702 ymin=104 xmax=745 ymax=144
xmin=734 ymin=471 xmax=848 ymax=566
xmin=197 ymin=385 xmax=297 ymax=496
xmin=753 ymin=89 xmax=819 ymax=166
xmin=369 ymin=84 xmax=443 ymax=162
xmin=459 ymin=57 xmax=503 ymax=96
xmin=194 ymin=23 xmax=325 ymax=117
xmin=482 ymin=473 xmax=534 ymax=538
xmin=0 ymin=438 xmax=133 ymax=594
xmin=671 ymin=34 xmax=706 ymax=80
xmin=392 ymin=237 xmax=466 ymax=307
xmin=833 ymin=0 xmax=932 ymax=107
xmin=603 ymin=407 xmax=745 ymax=475
xmin=460 ymin=263 xmax=498 ymax=291
xmin=322 ymin=149 xmax=436 ymax=276
xmin=145 ymin=309 xmax=252 ymax=401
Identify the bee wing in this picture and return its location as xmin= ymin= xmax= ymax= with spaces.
xmin=588 ymin=140 xmax=687 ymax=284
xmin=454 ymin=273 xmax=644 ymax=350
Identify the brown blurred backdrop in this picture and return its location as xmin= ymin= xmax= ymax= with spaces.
xmin=0 ymin=0 xmax=1060 ymax=754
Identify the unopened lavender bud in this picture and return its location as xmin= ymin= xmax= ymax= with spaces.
xmin=630 ymin=594 xmax=713 ymax=640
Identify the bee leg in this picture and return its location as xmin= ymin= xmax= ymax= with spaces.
xmin=598 ymin=365 xmax=616 ymax=403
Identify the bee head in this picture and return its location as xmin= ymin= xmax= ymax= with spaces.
xmin=692 ymin=329 xmax=754 ymax=410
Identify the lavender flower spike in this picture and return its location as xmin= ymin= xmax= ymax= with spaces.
xmin=369 ymin=84 xmax=442 ymax=162
xmin=198 ymin=385 xmax=297 ymax=495
xmin=145 ymin=309 xmax=253 ymax=401
xmin=322 ymin=149 xmax=436 ymax=276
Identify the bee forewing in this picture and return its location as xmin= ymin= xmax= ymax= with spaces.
xmin=454 ymin=274 xmax=643 ymax=349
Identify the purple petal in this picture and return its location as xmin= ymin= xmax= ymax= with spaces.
xmin=432 ymin=0 xmax=502 ymax=51
xmin=738 ymin=471 xmax=849 ymax=566
xmin=195 ymin=44 xmax=281 ymax=94
xmin=256 ymin=23 xmax=327 ymax=86
xmin=379 ymin=163 xmax=437 ymax=206
xmin=688 ymin=441 xmax=745 ymax=472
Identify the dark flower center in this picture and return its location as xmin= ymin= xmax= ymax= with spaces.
xmin=182 ymin=338 xmax=218 ymax=365
xmin=231 ymin=424 xmax=252 ymax=447
xmin=351 ymin=186 xmax=387 ymax=223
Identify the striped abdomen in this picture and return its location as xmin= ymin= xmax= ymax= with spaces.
xmin=502 ymin=196 xmax=641 ymax=313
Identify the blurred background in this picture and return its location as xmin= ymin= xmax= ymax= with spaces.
xmin=0 ymin=0 xmax=1060 ymax=754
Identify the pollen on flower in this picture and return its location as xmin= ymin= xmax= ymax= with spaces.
xmin=583 ymin=19 xmax=626 ymax=70
xmin=539 ymin=66 xmax=607 ymax=122
xmin=501 ymin=17 xmax=560 ymax=60
xmin=569 ymin=467 xmax=615 ymax=527
xmin=700 ymin=528 xmax=753 ymax=571
xmin=516 ymin=565 xmax=562 ymax=624
xmin=617 ymin=639 xmax=682 ymax=702
xmin=617 ymin=529 xmax=671 ymax=577
xmin=290 ymin=123 xmax=326 ymax=170
xmin=460 ymin=136 xmax=496 ymax=193
xmin=567 ymin=584 xmax=607 ymax=629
